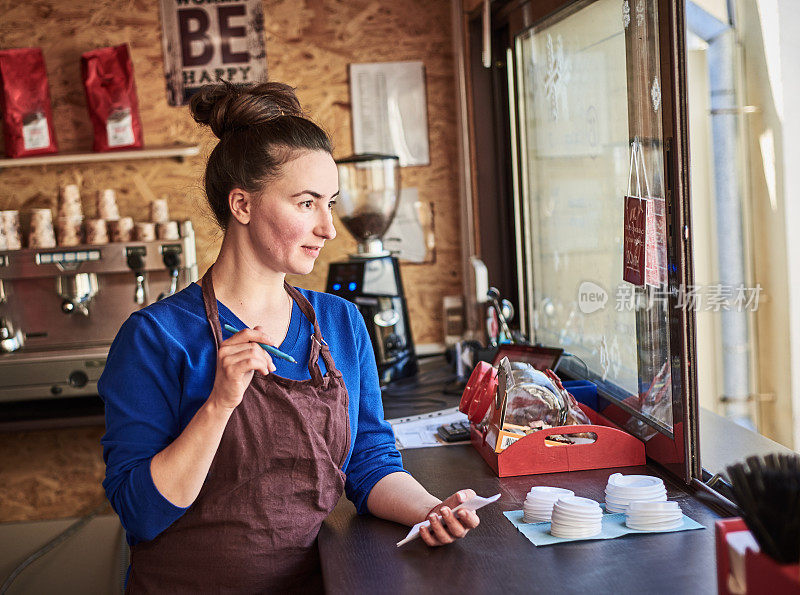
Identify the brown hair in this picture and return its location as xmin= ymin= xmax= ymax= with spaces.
xmin=189 ymin=81 xmax=333 ymax=229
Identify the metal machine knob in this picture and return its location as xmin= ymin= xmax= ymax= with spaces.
xmin=127 ymin=252 xmax=144 ymax=271
xmin=0 ymin=318 xmax=10 ymax=340
xmin=384 ymin=333 xmax=404 ymax=352
xmin=0 ymin=317 xmax=23 ymax=353
xmin=68 ymin=370 xmax=89 ymax=388
xmin=163 ymin=252 xmax=180 ymax=269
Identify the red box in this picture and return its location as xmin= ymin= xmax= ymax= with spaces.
xmin=470 ymin=402 xmax=646 ymax=477
xmin=716 ymin=518 xmax=800 ymax=595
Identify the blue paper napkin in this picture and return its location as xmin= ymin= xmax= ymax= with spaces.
xmin=503 ymin=509 xmax=705 ymax=546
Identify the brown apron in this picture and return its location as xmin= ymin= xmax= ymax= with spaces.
xmin=126 ymin=268 xmax=351 ymax=593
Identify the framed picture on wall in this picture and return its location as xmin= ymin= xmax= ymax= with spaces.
xmin=349 ymin=61 xmax=430 ymax=167
xmin=159 ymin=0 xmax=268 ymax=106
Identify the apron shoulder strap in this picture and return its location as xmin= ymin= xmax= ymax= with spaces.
xmin=201 ymin=267 xmax=224 ymax=349
xmin=283 ymin=282 xmax=342 ymax=382
xmin=200 ymin=269 xmax=341 ymax=385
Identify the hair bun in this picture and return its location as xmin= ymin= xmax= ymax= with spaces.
xmin=189 ymin=81 xmax=304 ymax=139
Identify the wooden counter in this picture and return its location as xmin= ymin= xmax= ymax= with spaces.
xmin=320 ymin=359 xmax=724 ymax=593
xmin=319 ymin=446 xmax=721 ymax=593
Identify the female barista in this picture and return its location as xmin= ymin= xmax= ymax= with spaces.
xmin=99 ymin=81 xmax=481 ymax=592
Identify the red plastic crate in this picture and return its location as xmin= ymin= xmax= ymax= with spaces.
xmin=470 ymin=403 xmax=646 ymax=477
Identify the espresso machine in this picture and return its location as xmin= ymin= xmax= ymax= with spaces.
xmin=325 ymin=154 xmax=418 ymax=385
xmin=0 ymin=222 xmax=198 ymax=403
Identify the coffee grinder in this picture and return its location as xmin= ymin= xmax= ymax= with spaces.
xmin=325 ymin=154 xmax=418 ymax=384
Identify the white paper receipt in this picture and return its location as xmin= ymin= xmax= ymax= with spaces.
xmin=396 ymin=493 xmax=501 ymax=547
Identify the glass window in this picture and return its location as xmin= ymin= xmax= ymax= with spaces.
xmin=514 ymin=0 xmax=676 ymax=436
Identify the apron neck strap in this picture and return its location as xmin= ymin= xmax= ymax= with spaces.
xmin=283 ymin=282 xmax=342 ymax=382
xmin=200 ymin=266 xmax=341 ymax=384
xmin=201 ymin=267 xmax=224 ymax=349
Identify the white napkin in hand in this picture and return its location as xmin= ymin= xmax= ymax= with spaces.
xmin=396 ymin=493 xmax=501 ymax=547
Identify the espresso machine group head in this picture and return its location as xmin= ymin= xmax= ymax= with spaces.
xmin=325 ymin=154 xmax=418 ymax=385
xmin=56 ymin=272 xmax=99 ymax=316
xmin=0 ymin=221 xmax=198 ymax=402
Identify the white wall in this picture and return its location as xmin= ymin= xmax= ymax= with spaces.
xmin=738 ymin=0 xmax=800 ymax=447
xmin=687 ymin=47 xmax=724 ymax=415
xmin=774 ymin=0 xmax=800 ymax=447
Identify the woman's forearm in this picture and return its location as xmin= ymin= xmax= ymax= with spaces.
xmin=366 ymin=472 xmax=442 ymax=526
xmin=150 ymin=397 xmax=234 ymax=507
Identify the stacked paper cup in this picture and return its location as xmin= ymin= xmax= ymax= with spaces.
xmin=157 ymin=220 xmax=180 ymax=240
xmin=97 ymin=189 xmax=120 ymax=220
xmin=522 ymin=486 xmax=575 ymax=523
xmin=1 ymin=210 xmax=21 ymax=250
xmin=58 ymin=185 xmax=83 ymax=218
xmin=57 ymin=184 xmax=84 ymax=246
xmin=150 ymin=198 xmax=169 ymax=224
xmin=2 ymin=211 xmax=22 ymax=250
xmin=604 ymin=473 xmax=667 ymax=513
xmin=135 ymin=222 xmax=156 ymax=241
xmin=85 ymin=219 xmax=109 ymax=245
xmin=550 ymin=496 xmax=603 ymax=538
xmin=108 ymin=217 xmax=134 ymax=242
xmin=29 ymin=208 xmax=57 ymax=248
xmin=1 ymin=211 xmax=19 ymax=250
xmin=149 ymin=198 xmax=180 ymax=240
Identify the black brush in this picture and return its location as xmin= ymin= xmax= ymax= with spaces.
xmin=727 ymin=454 xmax=800 ymax=564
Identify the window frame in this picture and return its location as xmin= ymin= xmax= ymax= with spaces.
xmin=465 ymin=0 xmax=699 ymax=482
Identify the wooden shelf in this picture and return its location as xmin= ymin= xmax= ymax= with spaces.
xmin=0 ymin=144 xmax=200 ymax=170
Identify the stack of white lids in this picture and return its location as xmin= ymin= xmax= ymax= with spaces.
xmin=625 ymin=500 xmax=683 ymax=530
xmin=550 ymin=496 xmax=603 ymax=539
xmin=605 ymin=473 xmax=667 ymax=513
xmin=522 ymin=486 xmax=574 ymax=523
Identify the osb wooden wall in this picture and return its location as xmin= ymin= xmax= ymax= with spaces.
xmin=0 ymin=0 xmax=462 ymax=522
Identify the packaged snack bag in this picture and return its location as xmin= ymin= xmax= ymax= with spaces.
xmin=81 ymin=44 xmax=143 ymax=152
xmin=0 ymin=47 xmax=58 ymax=158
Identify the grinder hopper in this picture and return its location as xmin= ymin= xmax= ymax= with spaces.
xmin=334 ymin=154 xmax=400 ymax=257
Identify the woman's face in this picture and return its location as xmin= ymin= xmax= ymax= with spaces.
xmin=247 ymin=150 xmax=339 ymax=276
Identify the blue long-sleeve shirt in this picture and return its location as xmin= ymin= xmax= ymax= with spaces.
xmin=99 ymin=282 xmax=406 ymax=545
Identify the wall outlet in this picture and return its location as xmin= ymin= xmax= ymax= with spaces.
xmin=443 ymin=295 xmax=465 ymax=346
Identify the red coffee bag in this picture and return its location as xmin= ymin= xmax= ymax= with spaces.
xmin=81 ymin=44 xmax=144 ymax=152
xmin=0 ymin=47 xmax=58 ymax=158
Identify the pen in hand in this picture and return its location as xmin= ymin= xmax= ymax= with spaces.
xmin=222 ymin=323 xmax=298 ymax=364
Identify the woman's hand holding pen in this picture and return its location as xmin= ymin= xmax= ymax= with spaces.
xmin=210 ymin=327 xmax=276 ymax=410
xmin=151 ymin=326 xmax=276 ymax=508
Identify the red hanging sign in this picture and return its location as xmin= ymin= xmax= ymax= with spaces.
xmin=623 ymin=195 xmax=647 ymax=285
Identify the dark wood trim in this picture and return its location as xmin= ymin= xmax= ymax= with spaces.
xmin=662 ymin=0 xmax=700 ymax=480
xmin=466 ymin=10 xmax=520 ymax=319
